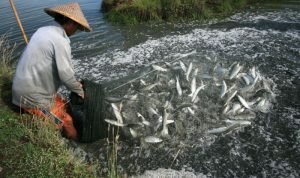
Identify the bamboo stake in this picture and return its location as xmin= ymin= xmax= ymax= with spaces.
xmin=9 ymin=0 xmax=28 ymax=44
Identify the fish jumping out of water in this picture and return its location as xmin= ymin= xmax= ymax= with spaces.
xmin=191 ymin=80 xmax=205 ymax=103
xmin=186 ymin=62 xmax=193 ymax=81
xmin=179 ymin=60 xmax=187 ymax=72
xmin=137 ymin=112 xmax=151 ymax=126
xmin=152 ymin=64 xmax=168 ymax=72
xmin=220 ymin=80 xmax=227 ymax=98
xmin=237 ymin=95 xmax=251 ymax=110
xmin=176 ymin=76 xmax=183 ymax=97
xmin=105 ymin=119 xmax=127 ymax=127
xmin=144 ymin=136 xmax=163 ymax=143
xmin=229 ymin=63 xmax=242 ymax=79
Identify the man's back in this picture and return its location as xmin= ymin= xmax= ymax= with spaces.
xmin=12 ymin=24 xmax=71 ymax=109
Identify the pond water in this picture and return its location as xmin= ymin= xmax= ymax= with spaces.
xmin=1 ymin=0 xmax=299 ymax=177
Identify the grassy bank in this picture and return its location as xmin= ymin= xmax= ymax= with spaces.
xmin=102 ymin=0 xmax=264 ymax=25
xmin=0 ymin=35 xmax=97 ymax=178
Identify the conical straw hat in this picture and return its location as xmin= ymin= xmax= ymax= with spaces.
xmin=44 ymin=2 xmax=92 ymax=32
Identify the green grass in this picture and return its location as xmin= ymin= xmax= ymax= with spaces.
xmin=0 ymin=35 xmax=98 ymax=178
xmin=0 ymin=110 xmax=97 ymax=178
xmin=217 ymin=0 xmax=233 ymax=14
xmin=0 ymin=35 xmax=15 ymax=79
xmin=107 ymin=127 xmax=120 ymax=178
xmin=102 ymin=0 xmax=264 ymax=25
xmin=233 ymin=0 xmax=248 ymax=9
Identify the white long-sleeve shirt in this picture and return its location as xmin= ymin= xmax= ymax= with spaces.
xmin=12 ymin=23 xmax=83 ymax=109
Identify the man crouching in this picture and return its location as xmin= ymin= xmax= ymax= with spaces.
xmin=12 ymin=3 xmax=92 ymax=140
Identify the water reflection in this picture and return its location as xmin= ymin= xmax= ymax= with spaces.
xmin=0 ymin=0 xmax=123 ymax=58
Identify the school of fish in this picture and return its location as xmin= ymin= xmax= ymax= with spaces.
xmin=104 ymin=59 xmax=276 ymax=145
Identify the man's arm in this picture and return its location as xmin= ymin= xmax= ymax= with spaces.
xmin=53 ymin=40 xmax=84 ymax=97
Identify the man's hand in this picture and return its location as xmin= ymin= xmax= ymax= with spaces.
xmin=79 ymin=93 xmax=84 ymax=99
xmin=78 ymin=82 xmax=84 ymax=99
xmin=79 ymin=82 xmax=83 ymax=88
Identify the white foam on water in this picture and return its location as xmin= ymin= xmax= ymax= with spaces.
xmin=73 ymin=26 xmax=298 ymax=83
xmin=130 ymin=168 xmax=209 ymax=178
xmin=228 ymin=9 xmax=300 ymax=23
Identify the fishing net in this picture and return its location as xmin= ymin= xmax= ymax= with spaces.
xmin=69 ymin=80 xmax=107 ymax=142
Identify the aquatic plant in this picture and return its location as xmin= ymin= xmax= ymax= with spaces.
xmin=102 ymin=0 xmax=265 ymax=24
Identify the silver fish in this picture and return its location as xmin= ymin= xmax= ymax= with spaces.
xmin=227 ymin=84 xmax=236 ymax=93
xmin=161 ymin=109 xmax=170 ymax=137
xmin=240 ymin=75 xmax=259 ymax=94
xmin=209 ymin=121 xmax=249 ymax=134
xmin=129 ymin=128 xmax=138 ymax=138
xmin=230 ymin=113 xmax=256 ymax=120
xmin=166 ymin=120 xmax=175 ymax=124
xmin=142 ymin=83 xmax=159 ymax=91
xmin=225 ymin=119 xmax=251 ymax=126
xmin=137 ymin=112 xmax=151 ymax=126
xmin=111 ymin=103 xmax=119 ymax=110
xmin=189 ymin=77 xmax=196 ymax=97
xmin=111 ymin=103 xmax=123 ymax=123
xmin=237 ymin=95 xmax=251 ymax=110
xmin=258 ymin=100 xmax=270 ymax=113
xmin=105 ymin=96 xmax=124 ymax=103
xmin=144 ymin=136 xmax=163 ymax=143
xmin=148 ymin=107 xmax=159 ymax=116
xmin=256 ymin=98 xmax=270 ymax=113
xmin=256 ymin=70 xmax=262 ymax=81
xmin=158 ymin=116 xmax=163 ymax=123
xmin=242 ymin=75 xmax=251 ymax=85
xmin=176 ymin=76 xmax=182 ymax=96
xmin=164 ymin=100 xmax=170 ymax=108
xmin=200 ymin=74 xmax=213 ymax=79
xmin=220 ymin=80 xmax=227 ymax=98
xmin=236 ymin=72 xmax=246 ymax=79
xmin=225 ymin=90 xmax=237 ymax=106
xmin=228 ymin=61 xmax=238 ymax=72
xmin=168 ymin=79 xmax=175 ymax=86
xmin=236 ymin=108 xmax=245 ymax=114
xmin=164 ymin=62 xmax=173 ymax=69
xmin=256 ymin=98 xmax=266 ymax=108
xmin=126 ymin=94 xmax=138 ymax=101
xmin=186 ymin=62 xmax=193 ymax=81
xmin=229 ymin=63 xmax=242 ymax=79
xmin=105 ymin=119 xmax=127 ymax=127
xmin=174 ymin=103 xmax=193 ymax=111
xmin=193 ymin=68 xmax=199 ymax=76
xmin=214 ymin=63 xmax=228 ymax=77
xmin=140 ymin=79 xmax=147 ymax=86
xmin=187 ymin=107 xmax=195 ymax=115
xmin=222 ymin=104 xmax=230 ymax=114
xmin=262 ymin=79 xmax=273 ymax=93
xmin=250 ymin=66 xmax=256 ymax=79
xmin=191 ymin=81 xmax=205 ymax=102
xmin=152 ymin=64 xmax=168 ymax=72
xmin=248 ymin=97 xmax=261 ymax=106
xmin=119 ymin=101 xmax=123 ymax=111
xmin=127 ymin=122 xmax=144 ymax=128
xmin=179 ymin=61 xmax=187 ymax=72
xmin=231 ymin=103 xmax=242 ymax=114
xmin=207 ymin=126 xmax=228 ymax=134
